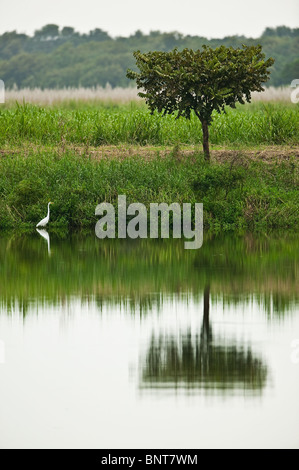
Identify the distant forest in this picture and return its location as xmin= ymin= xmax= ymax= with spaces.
xmin=0 ymin=24 xmax=298 ymax=89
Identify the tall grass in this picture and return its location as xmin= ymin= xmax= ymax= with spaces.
xmin=0 ymin=102 xmax=298 ymax=146
xmin=0 ymin=99 xmax=298 ymax=232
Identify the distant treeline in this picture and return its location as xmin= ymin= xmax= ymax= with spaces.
xmin=0 ymin=24 xmax=298 ymax=89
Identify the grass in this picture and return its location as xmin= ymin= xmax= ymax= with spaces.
xmin=0 ymin=147 xmax=298 ymax=232
xmin=0 ymin=100 xmax=298 ymax=232
xmin=0 ymin=101 xmax=298 ymax=147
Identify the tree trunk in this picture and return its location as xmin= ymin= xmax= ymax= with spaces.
xmin=203 ymin=284 xmax=210 ymax=328
xmin=201 ymin=119 xmax=210 ymax=162
xmin=201 ymin=284 xmax=211 ymax=356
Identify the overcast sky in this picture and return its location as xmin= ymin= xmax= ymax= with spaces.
xmin=0 ymin=0 xmax=298 ymax=38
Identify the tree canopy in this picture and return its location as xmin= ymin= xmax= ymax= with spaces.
xmin=127 ymin=45 xmax=274 ymax=159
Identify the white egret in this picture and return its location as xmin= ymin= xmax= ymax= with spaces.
xmin=36 ymin=202 xmax=53 ymax=228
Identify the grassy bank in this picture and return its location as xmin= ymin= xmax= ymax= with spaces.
xmin=0 ymin=146 xmax=298 ymax=231
xmin=1 ymin=101 xmax=299 ymax=147
xmin=0 ymin=101 xmax=298 ymax=232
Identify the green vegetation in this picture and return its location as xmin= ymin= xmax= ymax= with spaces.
xmin=1 ymin=102 xmax=298 ymax=146
xmin=0 ymin=144 xmax=298 ymax=232
xmin=127 ymin=46 xmax=274 ymax=159
xmin=0 ymin=25 xmax=298 ymax=88
xmin=0 ymin=101 xmax=298 ymax=232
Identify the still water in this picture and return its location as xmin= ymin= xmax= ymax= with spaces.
xmin=0 ymin=233 xmax=298 ymax=449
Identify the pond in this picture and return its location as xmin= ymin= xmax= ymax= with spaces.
xmin=0 ymin=233 xmax=298 ymax=449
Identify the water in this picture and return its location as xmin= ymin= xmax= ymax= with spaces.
xmin=0 ymin=233 xmax=298 ymax=449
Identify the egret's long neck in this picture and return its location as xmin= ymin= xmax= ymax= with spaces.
xmin=47 ymin=203 xmax=51 ymax=219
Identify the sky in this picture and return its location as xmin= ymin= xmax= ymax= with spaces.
xmin=0 ymin=0 xmax=298 ymax=38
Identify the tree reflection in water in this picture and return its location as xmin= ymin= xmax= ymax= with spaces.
xmin=140 ymin=285 xmax=268 ymax=394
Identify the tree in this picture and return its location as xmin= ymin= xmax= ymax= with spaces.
xmin=61 ymin=27 xmax=75 ymax=38
xmin=280 ymin=58 xmax=299 ymax=85
xmin=34 ymin=24 xmax=60 ymax=40
xmin=140 ymin=283 xmax=268 ymax=392
xmin=127 ymin=45 xmax=274 ymax=160
xmin=88 ymin=28 xmax=110 ymax=42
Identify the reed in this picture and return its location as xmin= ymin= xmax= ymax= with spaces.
xmin=4 ymin=85 xmax=140 ymax=105
xmin=3 ymin=86 xmax=292 ymax=106
xmin=0 ymin=101 xmax=298 ymax=146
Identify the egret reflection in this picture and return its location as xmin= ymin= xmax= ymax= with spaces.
xmin=36 ymin=228 xmax=51 ymax=255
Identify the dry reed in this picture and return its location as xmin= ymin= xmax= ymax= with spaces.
xmin=3 ymin=85 xmax=292 ymax=105
xmin=4 ymin=85 xmax=140 ymax=105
